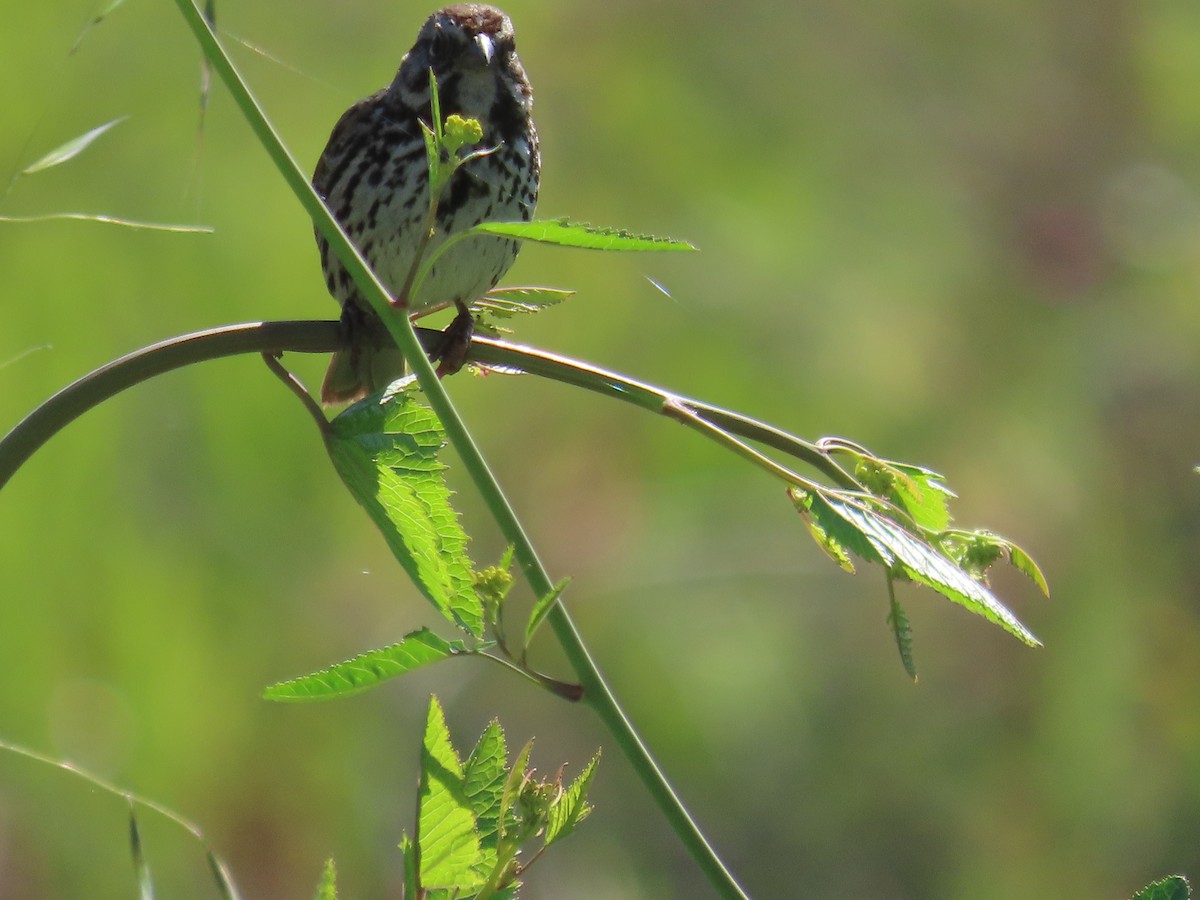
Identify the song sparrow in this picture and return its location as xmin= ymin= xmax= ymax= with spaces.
xmin=313 ymin=3 xmax=540 ymax=403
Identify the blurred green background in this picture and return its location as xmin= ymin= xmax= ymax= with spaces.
xmin=3 ymin=1 xmax=1199 ymax=897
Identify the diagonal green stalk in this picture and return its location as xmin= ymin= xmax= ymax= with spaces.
xmin=169 ymin=4 xmax=748 ymax=897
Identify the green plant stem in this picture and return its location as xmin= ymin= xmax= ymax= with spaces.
xmin=0 ymin=321 xmax=852 ymax=500
xmin=477 ymin=651 xmax=583 ymax=702
xmin=0 ymin=322 xmax=853 ymax=504
xmin=662 ymin=398 xmax=815 ymax=489
xmin=0 ymin=738 xmax=239 ymax=897
xmin=467 ymin=336 xmax=859 ymax=491
xmin=0 ymin=321 xmax=339 ymax=490
xmin=0 ymin=318 xmax=870 ymax=894
xmin=169 ymin=5 xmax=748 ymax=897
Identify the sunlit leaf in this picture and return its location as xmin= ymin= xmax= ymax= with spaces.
xmin=470 ymin=287 xmax=575 ymax=338
xmin=312 ymin=859 xmax=337 ymax=900
xmin=464 ymin=721 xmax=508 ymax=870
xmin=498 ymin=739 xmax=534 ymax=848
xmin=886 ymin=575 xmax=917 ymax=681
xmin=262 ymin=629 xmax=477 ymax=702
xmin=797 ymin=500 xmax=856 ymax=573
xmin=1130 ymin=875 xmax=1191 ymax=900
xmin=328 ymin=391 xmax=482 ymax=636
xmin=472 ymin=218 xmax=697 ymax=252
xmin=792 ymin=488 xmax=887 ymax=567
xmin=473 ymin=287 xmax=575 ymax=318
xmin=21 ymin=117 xmax=128 ymax=175
xmin=544 ymin=751 xmax=599 ymax=846
xmin=855 ymin=457 xmax=955 ymax=533
xmin=940 ymin=530 xmax=1050 ymax=598
xmin=418 ymin=697 xmax=484 ymax=892
xmin=791 ymin=487 xmax=1040 ymax=646
xmin=1006 ymin=541 xmax=1050 ymax=597
xmin=525 ymin=577 xmax=570 ymax=648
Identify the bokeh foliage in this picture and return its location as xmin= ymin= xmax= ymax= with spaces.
xmin=2 ymin=0 xmax=1199 ymax=897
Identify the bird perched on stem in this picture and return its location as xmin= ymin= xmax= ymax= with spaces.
xmin=313 ymin=3 xmax=540 ymax=403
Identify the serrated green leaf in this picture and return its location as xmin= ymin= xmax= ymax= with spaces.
xmin=464 ymin=721 xmax=508 ymax=874
xmin=499 ymin=739 xmax=534 ymax=844
xmin=1007 ymin=540 xmax=1050 ymax=597
xmin=418 ymin=697 xmax=484 ymax=892
xmin=886 ymin=576 xmax=918 ymax=681
xmin=939 ymin=530 xmax=1050 ymax=599
xmin=312 ymin=859 xmax=337 ymax=900
xmin=472 ymin=218 xmax=697 ymax=252
xmin=840 ymin=496 xmax=1038 ymax=645
xmin=21 ymin=117 xmax=129 ymax=175
xmin=792 ymin=487 xmax=1040 ymax=646
xmin=328 ymin=391 xmax=482 ymax=636
xmin=545 ymin=751 xmax=599 ymax=847
xmin=129 ymin=803 xmax=153 ymax=900
xmin=792 ymin=488 xmax=887 ymax=567
xmin=940 ymin=531 xmax=1005 ymax=582
xmin=472 ymin=285 xmax=574 ymax=337
xmin=795 ymin=493 xmax=857 ymax=573
xmin=262 ymin=629 xmax=476 ymax=702
xmin=525 ymin=577 xmax=570 ymax=648
xmin=1131 ymin=875 xmax=1191 ymax=900
xmin=473 ymin=287 xmax=575 ymax=319
xmin=862 ymin=458 xmax=956 ymax=532
xmin=465 ymin=722 xmax=508 ymax=819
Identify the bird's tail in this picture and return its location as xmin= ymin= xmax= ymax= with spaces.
xmin=320 ymin=344 xmax=408 ymax=406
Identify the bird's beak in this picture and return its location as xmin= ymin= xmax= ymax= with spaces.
xmin=471 ymin=33 xmax=495 ymax=67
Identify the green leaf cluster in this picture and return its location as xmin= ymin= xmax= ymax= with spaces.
xmin=471 ymin=287 xmax=576 ymax=336
xmin=780 ymin=439 xmax=1048 ymax=674
xmin=397 ymin=697 xmax=598 ymax=900
xmin=271 ymin=387 xmax=577 ymax=704
xmin=2 ymin=15 xmax=1068 ymax=896
xmin=791 ymin=484 xmax=1041 ymax=647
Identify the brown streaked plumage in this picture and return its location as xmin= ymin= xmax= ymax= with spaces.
xmin=314 ymin=4 xmax=539 ymax=403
